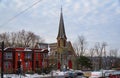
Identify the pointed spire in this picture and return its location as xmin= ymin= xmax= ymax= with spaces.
xmin=61 ymin=5 xmax=62 ymax=13
xmin=57 ymin=6 xmax=67 ymax=40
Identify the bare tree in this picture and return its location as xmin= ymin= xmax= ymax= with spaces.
xmin=89 ymin=48 xmax=95 ymax=70
xmin=101 ymin=42 xmax=107 ymax=69
xmin=10 ymin=32 xmax=17 ymax=46
xmin=0 ymin=32 xmax=10 ymax=47
xmin=109 ymin=49 xmax=119 ymax=68
xmin=89 ymin=48 xmax=95 ymax=58
xmin=0 ymin=30 xmax=44 ymax=48
xmin=94 ymin=42 xmax=107 ymax=69
xmin=94 ymin=42 xmax=101 ymax=70
xmin=109 ymin=49 xmax=118 ymax=57
xmin=73 ymin=35 xmax=87 ymax=56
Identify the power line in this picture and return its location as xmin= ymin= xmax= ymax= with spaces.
xmin=0 ymin=0 xmax=42 ymax=27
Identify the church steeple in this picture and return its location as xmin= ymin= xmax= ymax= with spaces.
xmin=57 ymin=7 xmax=67 ymax=47
xmin=57 ymin=7 xmax=67 ymax=40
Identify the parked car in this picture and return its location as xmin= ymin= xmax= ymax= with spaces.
xmin=74 ymin=70 xmax=84 ymax=78
xmin=64 ymin=70 xmax=76 ymax=78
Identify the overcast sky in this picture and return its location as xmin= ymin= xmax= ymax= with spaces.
xmin=0 ymin=0 xmax=120 ymax=50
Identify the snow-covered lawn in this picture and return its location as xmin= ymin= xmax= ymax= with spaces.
xmin=2 ymin=73 xmax=64 ymax=78
xmin=2 ymin=70 xmax=85 ymax=78
xmin=3 ymin=74 xmax=52 ymax=78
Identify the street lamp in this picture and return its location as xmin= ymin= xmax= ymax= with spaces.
xmin=18 ymin=53 xmax=22 ymax=78
xmin=1 ymin=41 xmax=4 ymax=78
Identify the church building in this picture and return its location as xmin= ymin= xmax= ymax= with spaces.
xmin=37 ymin=8 xmax=76 ymax=70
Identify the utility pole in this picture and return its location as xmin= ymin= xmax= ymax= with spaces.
xmin=1 ymin=41 xmax=4 ymax=78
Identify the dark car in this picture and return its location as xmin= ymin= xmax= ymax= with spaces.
xmin=74 ymin=70 xmax=84 ymax=78
xmin=64 ymin=70 xmax=76 ymax=78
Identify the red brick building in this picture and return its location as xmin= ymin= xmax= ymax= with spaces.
xmin=0 ymin=47 xmax=49 ymax=73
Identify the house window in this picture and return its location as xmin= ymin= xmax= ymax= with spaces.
xmin=5 ymin=62 xmax=9 ymax=68
xmin=58 ymin=40 xmax=60 ymax=47
xmin=36 ymin=53 xmax=39 ymax=60
xmin=41 ymin=54 xmax=43 ymax=58
xmin=25 ymin=53 xmax=32 ymax=59
xmin=5 ymin=52 xmax=12 ymax=59
xmin=18 ymin=53 xmax=20 ymax=57
xmin=43 ymin=54 xmax=47 ymax=59
xmin=25 ymin=62 xmax=28 ymax=68
xmin=36 ymin=61 xmax=39 ymax=68
xmin=5 ymin=62 xmax=11 ymax=68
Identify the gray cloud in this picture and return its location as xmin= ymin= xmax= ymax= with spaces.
xmin=0 ymin=0 xmax=120 ymax=50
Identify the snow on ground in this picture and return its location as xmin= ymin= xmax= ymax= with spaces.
xmin=3 ymin=73 xmax=63 ymax=78
xmin=2 ymin=70 xmax=85 ymax=78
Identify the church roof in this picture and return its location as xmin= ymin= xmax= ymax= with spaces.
xmin=35 ymin=42 xmax=76 ymax=56
xmin=57 ymin=8 xmax=67 ymax=39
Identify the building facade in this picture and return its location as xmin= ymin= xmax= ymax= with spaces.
xmin=0 ymin=47 xmax=48 ymax=73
